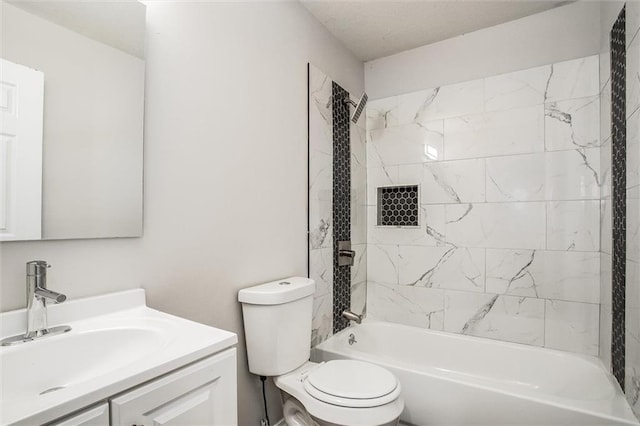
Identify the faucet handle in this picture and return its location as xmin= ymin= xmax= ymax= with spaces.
xmin=26 ymin=260 xmax=50 ymax=276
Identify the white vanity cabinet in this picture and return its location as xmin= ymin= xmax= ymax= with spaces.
xmin=111 ymin=348 xmax=237 ymax=425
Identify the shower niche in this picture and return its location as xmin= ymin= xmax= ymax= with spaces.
xmin=377 ymin=185 xmax=420 ymax=227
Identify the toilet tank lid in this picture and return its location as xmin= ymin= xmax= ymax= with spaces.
xmin=238 ymin=277 xmax=315 ymax=305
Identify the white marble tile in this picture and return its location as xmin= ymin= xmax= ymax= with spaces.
xmin=484 ymin=65 xmax=549 ymax=112
xmin=628 ymin=32 xmax=640 ymax=119
xmin=544 ymin=55 xmax=599 ymax=103
xmin=625 ymin=332 xmax=640 ymax=419
xmin=398 ymin=245 xmax=485 ymax=292
xmin=627 ymin=260 xmax=640 ymax=342
xmin=414 ymin=79 xmax=485 ymax=124
xmin=485 ymin=249 xmax=600 ymax=303
xmin=486 ymin=153 xmax=545 ymax=202
xmin=444 ymin=291 xmax=545 ymax=346
xmin=351 ymin=123 xmax=367 ymax=172
xmin=445 ymin=202 xmax=546 ymax=249
xmin=599 ymin=302 xmax=612 ymax=371
xmin=600 ymin=252 xmax=612 ymax=308
xmin=308 ymin=66 xmax=333 ymax=251
xmin=351 ymin=202 xmax=367 ymax=247
xmin=600 ymin=80 xmax=612 ymax=145
xmin=415 ymin=159 xmax=486 ymax=204
xmin=367 ymin=283 xmax=445 ymax=330
xmin=545 ymin=96 xmax=600 ymax=151
xmin=367 ymin=205 xmax=446 ymax=247
xmin=351 ymin=281 xmax=367 ymax=317
xmin=309 ymin=187 xmax=332 ymax=250
xmin=627 ymin=109 xmax=640 ymax=195
xmin=367 ymin=121 xmax=444 ymax=167
xmin=366 ymin=80 xmax=484 ymax=130
xmin=545 ymin=300 xmax=599 ymax=356
xmin=423 ymin=204 xmax=448 ymax=247
xmin=598 ymin=252 xmax=611 ymax=381
xmin=629 ymin=0 xmax=640 ymax=49
xmin=309 ymin=247 xmax=333 ymax=298
xmin=367 ymin=166 xmax=398 ymax=205
xmin=367 ymin=243 xmax=398 ymax=285
xmin=366 ymin=90 xmax=433 ymax=130
xmin=351 ymin=244 xmax=367 ymax=287
xmin=444 ymin=106 xmax=544 ymax=160
xmin=545 ymin=149 xmax=601 ymax=200
xmin=351 ymin=123 xmax=367 ymax=245
xmin=309 ymin=65 xmax=332 ymax=131
xmin=546 ymin=200 xmax=600 ymax=251
xmin=601 ymin=199 xmax=612 ymax=255
xmin=629 ymin=198 xmax=640 ymax=263
xmin=600 ymin=50 xmax=611 ymax=92
xmin=311 ymin=294 xmax=332 ymax=347
xmin=600 ymin=140 xmax=612 ymax=200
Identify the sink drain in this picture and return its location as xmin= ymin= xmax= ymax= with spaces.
xmin=40 ymin=386 xmax=65 ymax=395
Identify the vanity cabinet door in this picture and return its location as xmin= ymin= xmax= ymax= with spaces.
xmin=47 ymin=403 xmax=109 ymax=426
xmin=110 ymin=348 xmax=237 ymax=426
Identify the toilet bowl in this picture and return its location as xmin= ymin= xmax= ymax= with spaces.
xmin=275 ymin=361 xmax=404 ymax=426
xmin=238 ymin=277 xmax=404 ymax=426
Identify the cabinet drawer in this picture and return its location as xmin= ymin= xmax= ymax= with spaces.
xmin=110 ymin=348 xmax=237 ymax=426
xmin=47 ymin=403 xmax=109 ymax=426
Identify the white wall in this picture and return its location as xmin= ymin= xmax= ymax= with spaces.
xmin=365 ymin=1 xmax=601 ymax=99
xmin=0 ymin=2 xmax=363 ymax=423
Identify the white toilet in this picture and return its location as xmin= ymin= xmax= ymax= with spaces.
xmin=238 ymin=277 xmax=404 ymax=426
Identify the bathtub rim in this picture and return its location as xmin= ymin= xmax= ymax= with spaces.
xmin=312 ymin=320 xmax=639 ymax=426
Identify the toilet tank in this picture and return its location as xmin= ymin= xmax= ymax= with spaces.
xmin=238 ymin=277 xmax=315 ymax=376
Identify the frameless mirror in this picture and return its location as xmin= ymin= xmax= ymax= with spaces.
xmin=0 ymin=0 xmax=145 ymax=241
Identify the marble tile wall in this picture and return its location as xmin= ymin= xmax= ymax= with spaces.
xmin=309 ymin=64 xmax=334 ymax=346
xmin=365 ymin=55 xmax=603 ymax=356
xmin=625 ymin=1 xmax=640 ymax=416
xmin=308 ymin=64 xmax=367 ymax=346
xmin=599 ymin=3 xmax=616 ymax=383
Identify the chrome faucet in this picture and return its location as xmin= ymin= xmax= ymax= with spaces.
xmin=342 ymin=309 xmax=363 ymax=324
xmin=0 ymin=261 xmax=71 ymax=346
xmin=26 ymin=261 xmax=68 ymax=338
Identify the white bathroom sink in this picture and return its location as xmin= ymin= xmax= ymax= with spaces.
xmin=0 ymin=289 xmax=237 ymax=425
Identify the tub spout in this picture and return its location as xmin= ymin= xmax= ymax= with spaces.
xmin=342 ymin=309 xmax=363 ymax=324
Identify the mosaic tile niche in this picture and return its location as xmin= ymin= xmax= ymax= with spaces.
xmin=366 ymin=55 xmax=603 ymax=356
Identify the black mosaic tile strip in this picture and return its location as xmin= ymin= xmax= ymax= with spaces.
xmin=611 ymin=5 xmax=627 ymax=390
xmin=332 ymin=82 xmax=351 ymax=334
xmin=377 ymin=185 xmax=419 ymax=226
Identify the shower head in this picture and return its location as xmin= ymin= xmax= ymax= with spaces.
xmin=344 ymin=92 xmax=368 ymax=124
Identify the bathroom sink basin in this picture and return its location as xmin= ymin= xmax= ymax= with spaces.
xmin=2 ymin=323 xmax=167 ymax=399
xmin=0 ymin=289 xmax=237 ymax=425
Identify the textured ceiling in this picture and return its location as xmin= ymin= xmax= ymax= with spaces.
xmin=301 ymin=0 xmax=573 ymax=62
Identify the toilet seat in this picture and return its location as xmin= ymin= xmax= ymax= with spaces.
xmin=303 ymin=360 xmax=401 ymax=408
xmin=275 ymin=361 xmax=404 ymax=426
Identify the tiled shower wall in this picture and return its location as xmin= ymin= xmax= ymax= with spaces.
xmin=600 ymin=1 xmax=640 ymax=415
xmin=365 ymin=55 xmax=603 ymax=356
xmin=308 ymin=65 xmax=367 ymax=346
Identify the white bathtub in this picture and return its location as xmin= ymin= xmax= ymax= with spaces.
xmin=311 ymin=321 xmax=639 ymax=426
